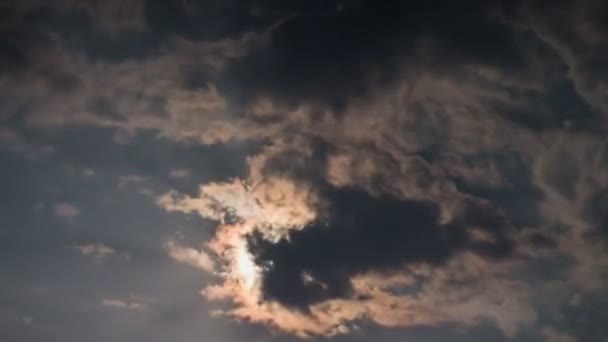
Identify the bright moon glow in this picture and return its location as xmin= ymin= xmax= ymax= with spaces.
xmin=234 ymin=241 xmax=260 ymax=289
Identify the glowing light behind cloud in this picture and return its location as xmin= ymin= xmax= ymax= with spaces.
xmin=159 ymin=175 xmax=320 ymax=311
xmin=234 ymin=239 xmax=261 ymax=290
xmin=159 ymin=170 xmax=544 ymax=337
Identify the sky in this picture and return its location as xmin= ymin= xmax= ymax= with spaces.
xmin=1 ymin=1 xmax=608 ymax=341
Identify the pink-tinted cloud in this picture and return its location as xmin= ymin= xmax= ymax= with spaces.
xmin=165 ymin=240 xmax=215 ymax=273
xmin=52 ymin=202 xmax=80 ymax=222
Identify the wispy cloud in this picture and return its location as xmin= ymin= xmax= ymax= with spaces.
xmin=22 ymin=316 xmax=33 ymax=325
xmin=82 ymin=168 xmax=96 ymax=178
xmin=0 ymin=126 xmax=54 ymax=157
xmin=52 ymin=202 xmax=80 ymax=222
xmin=14 ymin=0 xmax=148 ymax=33
xmin=168 ymin=168 xmax=191 ymax=179
xmin=542 ymin=327 xmax=579 ymax=342
xmin=70 ymin=244 xmax=120 ymax=264
xmin=2 ymin=1 xmax=607 ymax=340
xmin=101 ymin=298 xmax=146 ymax=312
xmin=117 ymin=175 xmax=147 ymax=189
xmin=159 ymin=177 xmax=537 ymax=337
xmin=165 ymin=240 xmax=215 ymax=273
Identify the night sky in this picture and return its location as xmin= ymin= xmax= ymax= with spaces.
xmin=1 ymin=1 xmax=608 ymax=341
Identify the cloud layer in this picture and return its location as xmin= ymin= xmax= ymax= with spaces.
xmin=2 ymin=0 xmax=608 ymax=340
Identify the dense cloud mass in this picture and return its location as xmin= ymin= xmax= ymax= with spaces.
xmin=249 ymin=184 xmax=516 ymax=309
xmin=1 ymin=0 xmax=608 ymax=341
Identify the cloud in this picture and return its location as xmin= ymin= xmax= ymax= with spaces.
xmin=14 ymin=0 xmax=148 ymax=33
xmin=118 ymin=175 xmax=147 ymax=189
xmin=568 ymin=293 xmax=582 ymax=307
xmin=248 ymin=184 xmax=513 ymax=309
xmin=3 ymin=0 xmax=608 ymax=340
xmin=70 ymin=244 xmax=117 ymax=263
xmin=101 ymin=298 xmax=146 ymax=311
xmin=32 ymin=202 xmax=46 ymax=213
xmin=82 ymin=168 xmax=96 ymax=178
xmin=22 ymin=316 xmax=33 ymax=325
xmin=168 ymin=168 xmax=190 ymax=179
xmin=516 ymin=0 xmax=608 ymax=122
xmin=153 ymin=49 xmax=607 ymax=337
xmin=542 ymin=327 xmax=579 ymax=342
xmin=158 ymin=173 xmax=537 ymax=337
xmin=149 ymin=6 xmax=608 ymax=333
xmin=165 ymin=240 xmax=215 ymax=273
xmin=0 ymin=11 xmax=286 ymax=146
xmin=52 ymin=202 xmax=80 ymax=221
xmin=220 ymin=1 xmax=529 ymax=113
xmin=0 ymin=126 xmax=54 ymax=157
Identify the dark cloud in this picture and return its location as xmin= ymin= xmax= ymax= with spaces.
xmin=248 ymin=183 xmax=513 ymax=309
xmin=558 ymin=290 xmax=608 ymax=341
xmin=585 ymin=187 xmax=608 ymax=239
xmin=493 ymin=76 xmax=602 ymax=133
xmin=0 ymin=7 xmax=49 ymax=71
xmin=453 ymin=151 xmax=544 ymax=228
xmin=22 ymin=7 xmax=162 ymax=63
xmin=260 ymin=137 xmax=334 ymax=182
xmin=220 ymin=0 xmax=526 ymax=112
xmin=86 ymin=97 xmax=127 ymax=122
xmin=522 ymin=232 xmax=558 ymax=250
xmin=541 ymin=149 xmax=580 ymax=198
xmin=144 ymin=0 xmax=272 ymax=40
